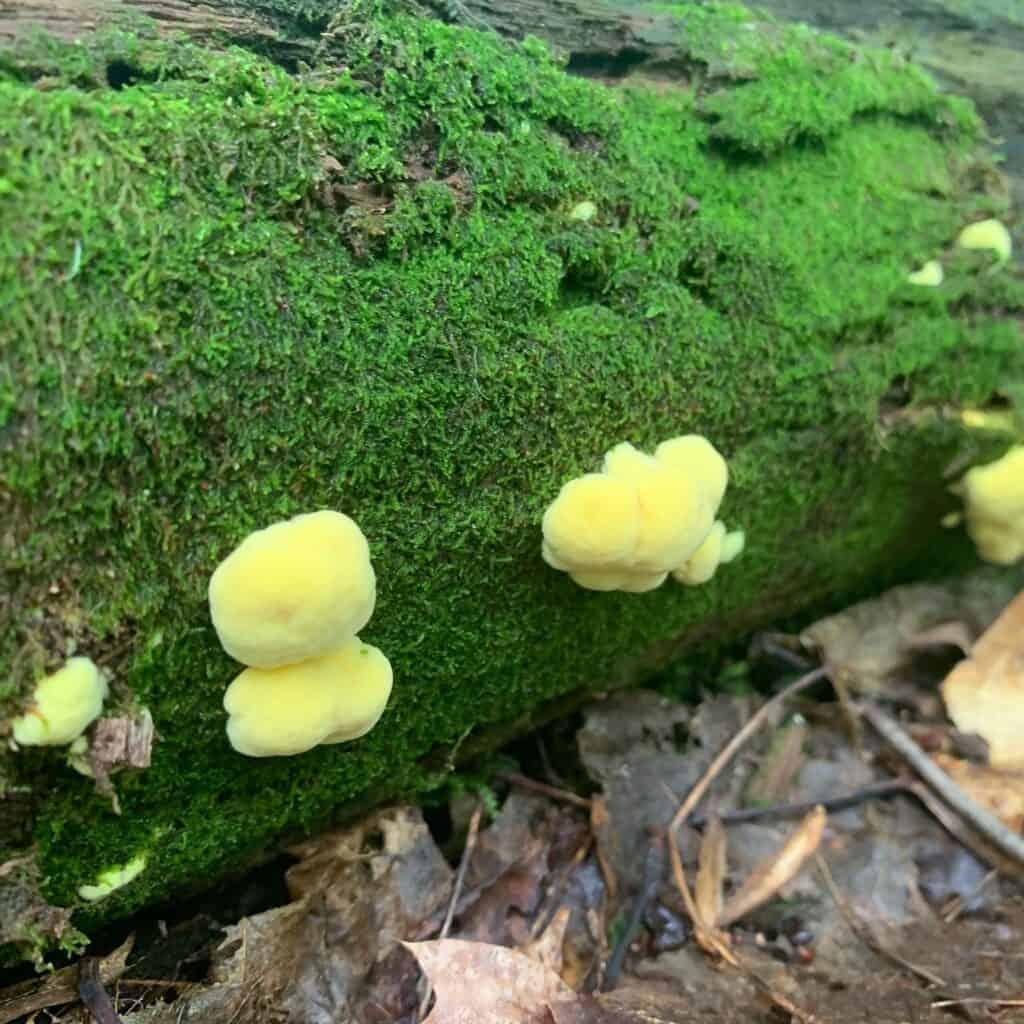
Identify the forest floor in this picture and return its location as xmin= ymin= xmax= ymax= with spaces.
xmin=3 ymin=574 xmax=1024 ymax=1023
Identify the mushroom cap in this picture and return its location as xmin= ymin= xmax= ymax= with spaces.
xmin=630 ymin=467 xmax=713 ymax=573
xmin=960 ymin=446 xmax=1024 ymax=565
xmin=720 ymin=529 xmax=746 ymax=564
xmin=542 ymin=473 xmax=639 ymax=570
xmin=673 ymin=520 xmax=726 ymax=585
xmin=209 ymin=510 xmax=376 ymax=668
xmin=11 ymin=656 xmax=108 ymax=747
xmin=602 ymin=441 xmax=659 ymax=480
xmin=654 ymin=435 xmax=729 ymax=513
xmin=224 ymin=638 xmax=393 ymax=757
xmin=907 ymin=260 xmax=943 ymax=287
xmin=569 ymin=567 xmax=668 ymax=592
xmin=956 ymin=218 xmax=1012 ymax=262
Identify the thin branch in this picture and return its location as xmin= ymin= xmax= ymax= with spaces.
xmin=669 ymin=666 xmax=829 ymax=834
xmin=857 ymin=701 xmax=1024 ymax=867
xmin=417 ymin=801 xmax=483 ymax=1021
xmin=602 ymin=831 xmax=664 ymax=991
xmin=691 ymin=779 xmax=908 ymax=829
xmin=497 ymin=772 xmax=592 ymax=809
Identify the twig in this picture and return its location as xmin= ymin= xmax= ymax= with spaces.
xmin=932 ymin=998 xmax=1024 ymax=1009
xmin=691 ymin=780 xmax=908 ymax=829
xmin=497 ymin=771 xmax=592 ymax=809
xmin=602 ymin=831 xmax=664 ymax=992
xmin=441 ymin=802 xmax=483 ymax=939
xmin=78 ymin=959 xmax=123 ymax=1024
xmin=857 ymin=701 xmax=1024 ymax=867
xmin=418 ymin=801 xmax=483 ymax=1021
xmin=669 ymin=667 xmax=829 ymax=835
xmin=816 ymin=852 xmax=946 ymax=988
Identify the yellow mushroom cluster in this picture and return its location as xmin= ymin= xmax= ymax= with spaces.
xmin=209 ymin=510 xmax=393 ymax=757
xmin=10 ymin=656 xmax=108 ymax=747
xmin=953 ymin=445 xmax=1024 ymax=566
xmin=542 ymin=435 xmax=744 ymax=592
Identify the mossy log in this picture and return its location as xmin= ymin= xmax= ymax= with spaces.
xmin=1 ymin=0 xmax=1023 ymax=957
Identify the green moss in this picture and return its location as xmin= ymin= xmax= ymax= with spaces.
xmin=0 ymin=5 xmax=1022 ymax=943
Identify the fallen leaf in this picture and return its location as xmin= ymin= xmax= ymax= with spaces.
xmin=456 ymin=792 xmax=562 ymax=945
xmin=932 ymin=753 xmax=1024 ymax=831
xmin=404 ymin=938 xmax=575 ymax=1023
xmin=694 ymin=816 xmax=726 ymax=929
xmin=520 ymin=906 xmax=570 ymax=975
xmin=802 ymin=577 xmax=1013 ymax=691
xmin=941 ymin=591 xmax=1024 ymax=768
xmin=718 ymin=805 xmax=826 ymax=928
xmin=908 ymin=622 xmax=973 ymax=656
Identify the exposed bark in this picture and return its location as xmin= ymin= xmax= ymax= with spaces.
xmin=0 ymin=0 xmax=690 ymax=75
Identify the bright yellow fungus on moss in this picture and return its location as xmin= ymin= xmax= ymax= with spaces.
xmin=956 ymin=218 xmax=1012 ymax=264
xmin=907 ymin=260 xmax=943 ymax=287
xmin=209 ymin=510 xmax=376 ymax=669
xmin=673 ymin=523 xmax=746 ymax=585
xmin=78 ymin=854 xmax=148 ymax=902
xmin=11 ymin=657 xmax=107 ymax=747
xmin=223 ymin=638 xmax=393 ymax=757
xmin=542 ymin=435 xmax=742 ymax=593
xmin=955 ymin=446 xmax=1024 ymax=565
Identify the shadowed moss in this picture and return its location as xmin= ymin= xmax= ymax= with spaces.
xmin=1 ymin=3 xmax=1022 ymax=950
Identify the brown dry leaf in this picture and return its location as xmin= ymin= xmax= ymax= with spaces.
xmin=718 ymin=805 xmax=826 ymax=928
xmin=933 ymin=753 xmax=1024 ymax=831
xmin=520 ymin=906 xmax=570 ymax=975
xmin=405 ymin=938 xmax=575 ymax=1023
xmin=802 ymin=577 xmax=1013 ymax=691
xmin=909 ymin=622 xmax=973 ymax=656
xmin=694 ymin=815 xmax=726 ymax=929
xmin=456 ymin=792 xmax=561 ymax=946
xmin=941 ymin=591 xmax=1024 ymax=768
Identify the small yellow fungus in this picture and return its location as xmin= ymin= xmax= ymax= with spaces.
xmin=907 ymin=260 xmax=943 ymax=287
xmin=542 ymin=474 xmax=639 ymax=571
xmin=655 ymin=435 xmax=729 ymax=512
xmin=569 ymin=200 xmax=597 ymax=222
xmin=541 ymin=434 xmax=740 ymax=592
xmin=11 ymin=657 xmax=107 ymax=747
xmin=78 ymin=854 xmax=148 ymax=902
xmin=956 ymin=446 xmax=1024 ymax=565
xmin=223 ymin=638 xmax=393 ymax=757
xmin=956 ymin=218 xmax=1012 ymax=264
xmin=673 ymin=523 xmax=745 ymax=585
xmin=209 ymin=510 xmax=376 ymax=668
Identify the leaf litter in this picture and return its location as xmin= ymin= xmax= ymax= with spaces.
xmin=8 ymin=572 xmax=1024 ymax=1024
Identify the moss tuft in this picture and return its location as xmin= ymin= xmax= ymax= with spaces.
xmin=0 ymin=5 xmax=1022 ymax=944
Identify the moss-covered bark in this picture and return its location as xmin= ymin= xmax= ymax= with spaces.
xmin=1 ymin=0 xmax=1022 ymax=956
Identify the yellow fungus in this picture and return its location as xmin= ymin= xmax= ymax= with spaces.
xmin=78 ymin=854 xmax=148 ymax=902
xmin=907 ymin=260 xmax=943 ymax=287
xmin=223 ymin=638 xmax=393 ymax=757
xmin=956 ymin=218 xmax=1012 ymax=263
xmin=11 ymin=657 xmax=107 ymax=747
xmin=956 ymin=446 xmax=1024 ymax=565
xmin=209 ymin=510 xmax=376 ymax=668
xmin=541 ymin=434 xmax=742 ymax=592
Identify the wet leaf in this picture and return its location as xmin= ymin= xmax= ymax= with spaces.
xmin=941 ymin=591 xmax=1024 ymax=768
